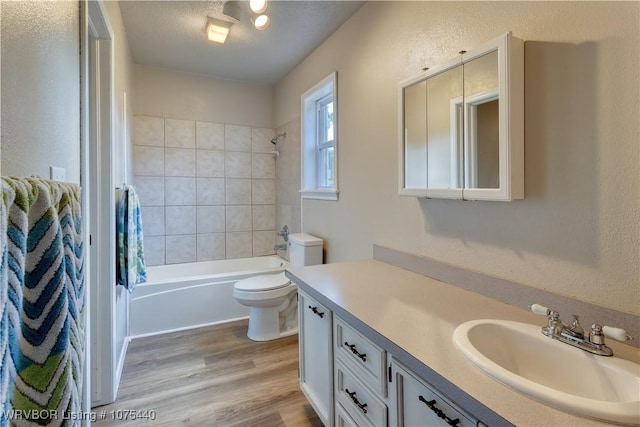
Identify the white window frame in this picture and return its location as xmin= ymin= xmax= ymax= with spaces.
xmin=301 ymin=72 xmax=338 ymax=200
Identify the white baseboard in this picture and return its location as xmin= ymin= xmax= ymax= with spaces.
xmin=128 ymin=316 xmax=250 ymax=340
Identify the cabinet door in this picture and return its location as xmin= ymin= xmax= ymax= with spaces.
xmin=299 ymin=290 xmax=334 ymax=426
xmin=399 ymin=56 xmax=463 ymax=199
xmin=391 ymin=361 xmax=477 ymax=427
xmin=460 ymin=33 xmax=524 ymax=201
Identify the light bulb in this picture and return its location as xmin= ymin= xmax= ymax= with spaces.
xmin=249 ymin=0 xmax=267 ymax=14
xmin=254 ymin=14 xmax=271 ymax=31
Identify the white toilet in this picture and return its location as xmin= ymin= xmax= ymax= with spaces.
xmin=233 ymin=233 xmax=323 ymax=341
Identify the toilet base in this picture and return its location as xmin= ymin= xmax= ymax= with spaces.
xmin=248 ymin=323 xmax=298 ymax=342
xmin=245 ymin=291 xmax=298 ymax=341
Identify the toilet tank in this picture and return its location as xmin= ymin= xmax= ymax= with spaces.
xmin=288 ymin=233 xmax=323 ymax=267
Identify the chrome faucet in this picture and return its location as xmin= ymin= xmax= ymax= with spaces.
xmin=277 ymin=225 xmax=289 ymax=242
xmin=530 ymin=304 xmax=633 ymax=357
xmin=274 ymin=225 xmax=289 ymax=251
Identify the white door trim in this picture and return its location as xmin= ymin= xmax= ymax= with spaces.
xmin=82 ymin=0 xmax=118 ymax=408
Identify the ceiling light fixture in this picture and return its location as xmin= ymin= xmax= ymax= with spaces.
xmin=253 ymin=14 xmax=271 ymax=31
xmin=249 ymin=0 xmax=268 ymax=14
xmin=204 ymin=16 xmax=233 ymax=43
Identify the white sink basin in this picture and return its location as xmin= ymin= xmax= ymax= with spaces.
xmin=453 ymin=319 xmax=640 ymax=425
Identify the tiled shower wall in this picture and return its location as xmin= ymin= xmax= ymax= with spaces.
xmin=133 ymin=115 xmax=277 ymax=265
xmin=275 ymin=118 xmax=302 ymax=235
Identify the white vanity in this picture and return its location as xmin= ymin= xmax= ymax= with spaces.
xmin=288 ymin=258 xmax=640 ymax=427
xmin=294 ymin=262 xmax=509 ymax=427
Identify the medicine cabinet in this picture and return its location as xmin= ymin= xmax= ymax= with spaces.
xmin=398 ymin=32 xmax=524 ymax=201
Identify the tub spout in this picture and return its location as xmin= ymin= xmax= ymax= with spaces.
xmin=274 ymin=243 xmax=287 ymax=251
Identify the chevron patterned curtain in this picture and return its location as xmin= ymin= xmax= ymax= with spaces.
xmin=1 ymin=177 xmax=85 ymax=427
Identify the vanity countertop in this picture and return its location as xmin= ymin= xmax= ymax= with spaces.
xmin=286 ymin=258 xmax=640 ymax=427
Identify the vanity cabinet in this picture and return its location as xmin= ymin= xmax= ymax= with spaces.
xmin=298 ymin=290 xmax=334 ymax=426
xmin=398 ymin=32 xmax=524 ymax=201
xmin=390 ymin=360 xmax=479 ymax=427
xmin=298 ymin=292 xmax=491 ymax=427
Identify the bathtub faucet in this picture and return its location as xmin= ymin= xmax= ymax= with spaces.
xmin=278 ymin=225 xmax=289 ymax=242
xmin=275 ymin=225 xmax=289 ymax=251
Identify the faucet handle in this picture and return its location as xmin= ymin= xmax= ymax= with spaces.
xmin=570 ymin=315 xmax=584 ymax=337
xmin=530 ymin=303 xmax=551 ymax=316
xmin=602 ymin=326 xmax=633 ymax=342
xmin=277 ymin=225 xmax=289 ymax=241
xmin=531 ymin=304 xmax=563 ymax=337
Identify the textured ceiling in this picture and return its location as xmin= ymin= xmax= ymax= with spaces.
xmin=119 ymin=1 xmax=365 ymax=85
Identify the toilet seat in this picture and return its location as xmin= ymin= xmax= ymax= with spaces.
xmin=234 ymin=272 xmax=291 ymax=292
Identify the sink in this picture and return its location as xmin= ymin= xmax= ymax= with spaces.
xmin=453 ymin=319 xmax=640 ymax=425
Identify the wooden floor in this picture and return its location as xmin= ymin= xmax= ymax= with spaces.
xmin=93 ymin=320 xmax=323 ymax=427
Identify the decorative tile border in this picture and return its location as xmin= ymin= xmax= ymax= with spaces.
xmin=373 ymin=245 xmax=640 ymax=347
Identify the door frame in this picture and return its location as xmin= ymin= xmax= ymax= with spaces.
xmin=80 ymin=0 xmax=118 ymax=408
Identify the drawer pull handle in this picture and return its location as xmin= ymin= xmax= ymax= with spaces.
xmin=345 ymin=389 xmax=368 ymax=414
xmin=418 ymin=395 xmax=460 ymax=426
xmin=344 ymin=341 xmax=367 ymax=362
xmin=308 ymin=305 xmax=324 ymax=318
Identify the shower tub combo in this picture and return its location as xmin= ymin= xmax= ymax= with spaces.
xmin=130 ymin=255 xmax=287 ymax=337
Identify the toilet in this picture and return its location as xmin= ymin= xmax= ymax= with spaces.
xmin=233 ymin=233 xmax=323 ymax=341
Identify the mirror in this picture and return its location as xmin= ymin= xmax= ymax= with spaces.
xmin=403 ymin=80 xmax=427 ymax=190
xmin=426 ymin=64 xmax=463 ymax=190
xmin=398 ymin=32 xmax=524 ymax=201
xmin=462 ymin=50 xmax=499 ymax=189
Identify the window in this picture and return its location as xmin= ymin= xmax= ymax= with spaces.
xmin=301 ymin=72 xmax=338 ymax=200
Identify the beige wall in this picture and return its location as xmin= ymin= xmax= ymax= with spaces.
xmin=274 ymin=1 xmax=640 ymax=315
xmin=1 ymin=1 xmax=80 ymax=182
xmin=133 ymin=64 xmax=274 ymax=128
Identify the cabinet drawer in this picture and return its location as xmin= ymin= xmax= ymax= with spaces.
xmin=336 ymin=402 xmax=361 ymax=427
xmin=334 ymin=316 xmax=387 ymax=397
xmin=336 ymin=360 xmax=387 ymax=427
xmin=393 ymin=361 xmax=476 ymax=427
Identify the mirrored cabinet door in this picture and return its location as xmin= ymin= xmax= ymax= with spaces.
xmin=402 ymin=79 xmax=428 ymax=194
xmin=398 ymin=32 xmax=523 ymax=201
xmin=399 ymin=56 xmax=464 ymax=198
xmin=462 ymin=50 xmax=499 ymax=190
xmin=426 ymin=64 xmax=463 ymax=193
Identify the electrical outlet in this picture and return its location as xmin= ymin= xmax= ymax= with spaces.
xmin=50 ymin=166 xmax=66 ymax=182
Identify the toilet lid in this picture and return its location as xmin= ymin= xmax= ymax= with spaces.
xmin=234 ymin=272 xmax=291 ymax=292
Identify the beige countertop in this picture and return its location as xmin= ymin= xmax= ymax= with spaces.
xmin=287 ymin=259 xmax=640 ymax=427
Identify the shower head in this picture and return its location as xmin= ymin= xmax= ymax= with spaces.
xmin=270 ymin=132 xmax=286 ymax=145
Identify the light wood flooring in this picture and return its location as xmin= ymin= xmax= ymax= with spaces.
xmin=93 ymin=320 xmax=323 ymax=427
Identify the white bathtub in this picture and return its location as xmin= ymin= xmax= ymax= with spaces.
xmin=130 ymin=255 xmax=288 ymax=337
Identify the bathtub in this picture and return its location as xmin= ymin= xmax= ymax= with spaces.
xmin=130 ymin=255 xmax=288 ymax=337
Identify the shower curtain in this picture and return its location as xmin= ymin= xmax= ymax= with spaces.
xmin=1 ymin=176 xmax=85 ymax=427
